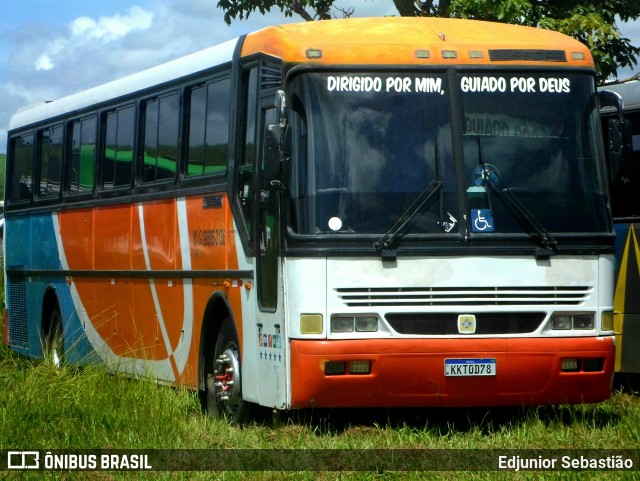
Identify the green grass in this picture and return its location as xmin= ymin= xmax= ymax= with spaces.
xmin=1 ymin=339 xmax=639 ymax=480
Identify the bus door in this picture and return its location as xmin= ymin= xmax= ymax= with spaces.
xmin=253 ymin=101 xmax=287 ymax=409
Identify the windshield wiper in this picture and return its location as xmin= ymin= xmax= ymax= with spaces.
xmin=374 ymin=179 xmax=443 ymax=255
xmin=477 ymin=163 xmax=558 ymax=254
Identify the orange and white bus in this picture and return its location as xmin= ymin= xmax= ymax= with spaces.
xmin=4 ymin=17 xmax=620 ymax=421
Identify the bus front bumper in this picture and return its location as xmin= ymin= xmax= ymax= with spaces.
xmin=289 ymin=337 xmax=614 ymax=408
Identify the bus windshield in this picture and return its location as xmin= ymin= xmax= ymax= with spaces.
xmin=288 ymin=71 xmax=610 ymax=240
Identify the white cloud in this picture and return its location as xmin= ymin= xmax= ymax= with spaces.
xmin=2 ymin=80 xmax=63 ymax=109
xmin=35 ymin=54 xmax=54 ymax=71
xmin=32 ymin=5 xmax=154 ymax=72
xmin=69 ymin=6 xmax=154 ymax=42
xmin=0 ymin=80 xmax=61 ymax=147
xmin=1 ymin=0 xmax=287 ymax=152
xmin=618 ymin=19 xmax=640 ymax=79
xmin=69 ymin=16 xmax=97 ymax=37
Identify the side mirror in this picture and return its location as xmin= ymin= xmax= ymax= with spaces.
xmin=607 ymin=117 xmax=633 ymax=183
xmin=263 ymin=124 xmax=283 ymax=191
xmin=600 ymin=90 xmax=632 ymax=181
xmin=607 ymin=118 xmax=623 ymax=179
xmin=599 ymin=90 xmax=623 ymax=123
xmin=275 ymin=90 xmax=287 ymax=128
xmin=262 ymin=90 xmax=289 ymax=191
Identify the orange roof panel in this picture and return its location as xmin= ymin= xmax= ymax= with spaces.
xmin=241 ymin=17 xmax=593 ymax=68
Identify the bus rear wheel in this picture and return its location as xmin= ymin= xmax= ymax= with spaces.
xmin=204 ymin=317 xmax=250 ymax=423
xmin=44 ymin=305 xmax=64 ymax=368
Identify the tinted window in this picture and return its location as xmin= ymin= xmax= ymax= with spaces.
xmin=459 ymin=73 xmax=609 ymax=233
xmin=608 ymin=109 xmax=640 ymax=219
xmin=69 ymin=117 xmax=96 ymax=194
xmin=289 ymin=72 xmax=455 ymax=236
xmin=143 ymin=93 xmax=179 ymax=182
xmin=38 ymin=125 xmax=63 ymax=199
xmin=103 ymin=105 xmax=134 ymax=189
xmin=187 ymin=78 xmax=230 ymax=176
xmin=239 ymin=68 xmax=258 ymax=239
xmin=8 ymin=133 xmax=34 ymax=203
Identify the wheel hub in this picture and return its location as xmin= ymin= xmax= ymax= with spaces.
xmin=214 ymin=348 xmax=241 ymax=412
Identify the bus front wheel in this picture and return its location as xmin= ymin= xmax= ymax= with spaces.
xmin=205 ymin=317 xmax=250 ymax=423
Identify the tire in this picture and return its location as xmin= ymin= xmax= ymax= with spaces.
xmin=44 ymin=305 xmax=64 ymax=368
xmin=203 ymin=317 xmax=250 ymax=423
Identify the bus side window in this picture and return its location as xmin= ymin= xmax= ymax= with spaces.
xmin=186 ymin=77 xmax=231 ymax=177
xmin=142 ymin=93 xmax=179 ymax=183
xmin=8 ymin=133 xmax=34 ymax=203
xmin=37 ymin=125 xmax=63 ymax=199
xmin=102 ymin=105 xmax=134 ymax=190
xmin=69 ymin=116 xmax=97 ymax=195
xmin=239 ymin=67 xmax=258 ymax=242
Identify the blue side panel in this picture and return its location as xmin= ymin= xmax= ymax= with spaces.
xmin=5 ymin=213 xmax=36 ymax=356
xmin=5 ymin=212 xmax=96 ymax=363
xmin=31 ymin=213 xmax=63 ymax=270
xmin=5 ymin=214 xmax=32 ymax=269
xmin=57 ymin=280 xmax=96 ymax=364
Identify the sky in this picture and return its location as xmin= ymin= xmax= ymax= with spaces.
xmin=1 ymin=0 xmax=639 ymax=153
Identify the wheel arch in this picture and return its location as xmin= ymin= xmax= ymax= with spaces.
xmin=40 ymin=285 xmax=62 ymax=345
xmin=198 ymin=291 xmax=236 ymax=391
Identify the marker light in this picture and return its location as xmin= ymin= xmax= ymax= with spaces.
xmin=306 ymin=49 xmax=323 ymax=59
xmin=601 ymin=311 xmax=614 ymax=331
xmin=442 ymin=49 xmax=457 ymax=59
xmin=300 ymin=314 xmax=323 ymax=334
xmin=561 ymin=358 xmax=579 ymax=372
xmin=469 ymin=50 xmax=484 ymax=59
xmin=349 ymin=361 xmax=371 ymax=374
xmin=571 ymin=52 xmax=586 ymax=60
xmin=415 ymin=49 xmax=430 ymax=59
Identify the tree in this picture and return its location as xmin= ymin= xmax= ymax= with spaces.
xmin=217 ymin=0 xmax=333 ymax=22
xmin=447 ymin=0 xmax=640 ymax=83
xmin=216 ymin=0 xmax=640 ymax=83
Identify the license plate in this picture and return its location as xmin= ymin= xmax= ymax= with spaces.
xmin=445 ymin=358 xmax=496 ymax=377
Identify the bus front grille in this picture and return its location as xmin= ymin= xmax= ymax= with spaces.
xmin=335 ymin=286 xmax=591 ymax=307
xmin=385 ymin=312 xmax=546 ymax=335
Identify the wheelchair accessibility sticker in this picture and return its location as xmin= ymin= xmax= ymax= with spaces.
xmin=471 ymin=209 xmax=494 ymax=232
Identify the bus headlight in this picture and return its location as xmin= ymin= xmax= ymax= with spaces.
xmin=551 ymin=314 xmax=572 ymax=330
xmin=355 ymin=317 xmax=378 ymax=332
xmin=331 ymin=315 xmax=379 ymax=333
xmin=572 ymin=314 xmax=594 ymax=330
xmin=550 ymin=312 xmax=594 ymax=330
xmin=331 ymin=317 xmax=354 ymax=333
